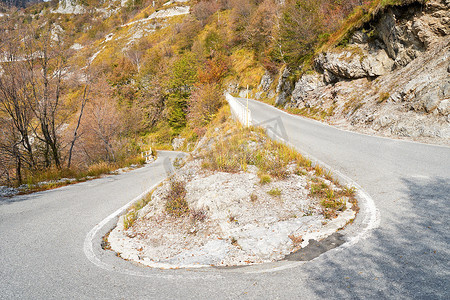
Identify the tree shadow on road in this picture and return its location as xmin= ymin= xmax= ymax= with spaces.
xmin=0 ymin=193 xmax=38 ymax=205
xmin=302 ymin=176 xmax=450 ymax=299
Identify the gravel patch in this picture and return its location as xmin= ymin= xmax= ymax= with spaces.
xmin=0 ymin=186 xmax=19 ymax=198
xmin=109 ymin=160 xmax=355 ymax=268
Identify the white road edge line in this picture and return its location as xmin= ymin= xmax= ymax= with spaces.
xmin=239 ymin=96 xmax=450 ymax=149
xmin=246 ymin=132 xmax=381 ymax=274
xmin=83 ymin=178 xmax=166 ymax=277
xmin=83 ymin=154 xmax=222 ymax=279
xmin=84 ymin=97 xmax=380 ymax=275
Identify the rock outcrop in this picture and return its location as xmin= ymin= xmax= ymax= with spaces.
xmin=284 ymin=0 xmax=450 ymax=144
xmin=275 ymin=67 xmax=293 ymax=106
xmin=315 ymin=46 xmax=394 ymax=83
xmin=53 ymin=0 xmax=85 ymax=14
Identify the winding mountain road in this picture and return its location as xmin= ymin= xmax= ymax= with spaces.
xmin=1 ymin=99 xmax=449 ymax=299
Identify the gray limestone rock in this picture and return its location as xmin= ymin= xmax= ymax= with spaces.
xmin=438 ymin=99 xmax=450 ymax=115
xmin=292 ymin=73 xmax=324 ymax=105
xmin=172 ymin=138 xmax=185 ymax=150
xmin=422 ymin=90 xmax=441 ymax=112
xmin=259 ymin=71 xmax=274 ymax=91
xmin=316 ymin=46 xmax=394 ymax=81
xmin=349 ymin=30 xmax=369 ymax=44
xmin=275 ymin=68 xmax=292 ymax=106
xmin=281 ymin=0 xmax=450 ymax=144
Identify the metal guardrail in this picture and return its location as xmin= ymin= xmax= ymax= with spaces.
xmin=225 ymin=93 xmax=252 ymax=127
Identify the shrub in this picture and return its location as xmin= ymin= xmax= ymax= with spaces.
xmin=123 ymin=211 xmax=138 ymax=230
xmin=123 ymin=191 xmax=153 ymax=229
xmin=165 ymin=180 xmax=189 ymax=216
xmin=259 ymin=173 xmax=272 ymax=184
xmin=267 ymin=188 xmax=281 ymax=197
xmin=280 ymin=0 xmax=326 ymax=66
xmin=192 ymin=0 xmax=220 ymax=25
xmin=190 ymin=208 xmax=208 ymax=222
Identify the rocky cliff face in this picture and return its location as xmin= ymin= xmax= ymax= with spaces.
xmin=276 ymin=0 xmax=450 ymax=144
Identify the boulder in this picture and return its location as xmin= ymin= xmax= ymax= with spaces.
xmin=422 ymin=90 xmax=441 ymax=112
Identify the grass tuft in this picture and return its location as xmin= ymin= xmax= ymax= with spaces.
xmin=123 ymin=192 xmax=153 ymax=229
xmin=165 ymin=180 xmax=189 ymax=217
xmin=259 ymin=173 xmax=272 ymax=185
xmin=267 ymin=188 xmax=281 ymax=197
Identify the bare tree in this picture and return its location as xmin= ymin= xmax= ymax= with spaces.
xmin=21 ymin=23 xmax=68 ymax=168
xmin=67 ymin=68 xmax=91 ymax=168
xmin=126 ymin=47 xmax=144 ymax=73
xmin=0 ymin=24 xmax=37 ymax=177
xmin=84 ymin=77 xmax=123 ymax=162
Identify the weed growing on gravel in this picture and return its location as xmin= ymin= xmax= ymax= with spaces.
xmin=342 ymin=186 xmax=356 ymax=197
xmin=267 ymin=188 xmax=282 ymax=197
xmin=165 ymin=180 xmax=189 ymax=217
xmin=309 ymin=180 xmax=357 ymax=219
xmin=199 ymin=120 xmax=359 ymax=221
xmin=314 ymin=165 xmax=324 ymax=176
xmin=123 ymin=192 xmax=153 ymax=230
xmin=259 ymin=174 xmax=272 ymax=184
xmin=124 ymin=211 xmax=139 ymax=230
xmin=201 ymin=126 xmax=312 ymax=179
xmin=190 ymin=209 xmax=207 ymax=222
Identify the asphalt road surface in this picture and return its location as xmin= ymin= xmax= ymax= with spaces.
xmin=1 ymin=99 xmax=449 ymax=299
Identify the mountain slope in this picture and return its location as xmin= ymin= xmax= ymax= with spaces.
xmin=252 ymin=0 xmax=450 ymax=145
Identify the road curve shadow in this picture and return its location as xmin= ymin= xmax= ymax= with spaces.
xmin=302 ymin=176 xmax=450 ymax=299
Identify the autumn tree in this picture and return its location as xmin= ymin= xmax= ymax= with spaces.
xmin=280 ymin=0 xmax=326 ymax=65
xmin=82 ymin=77 xmax=124 ymax=163
xmin=188 ymin=84 xmax=223 ymax=129
xmin=192 ymin=0 xmax=220 ymax=26
xmin=245 ymin=0 xmax=278 ymax=55
xmin=67 ymin=67 xmax=91 ymax=168
xmin=229 ymin=0 xmax=254 ymax=45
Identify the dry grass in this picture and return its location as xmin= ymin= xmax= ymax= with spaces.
xmin=267 ymin=188 xmax=281 ymax=197
xmin=259 ymin=173 xmax=272 ymax=185
xmin=285 ymin=106 xmax=335 ymax=121
xmin=377 ymin=92 xmax=390 ymax=104
xmin=124 ymin=191 xmax=154 ymax=230
xmin=165 ymin=180 xmax=189 ymax=217
xmin=18 ymin=154 xmax=147 ymax=194
xmin=200 ymin=125 xmax=313 ymax=180
xmin=310 ymin=180 xmax=357 ymax=219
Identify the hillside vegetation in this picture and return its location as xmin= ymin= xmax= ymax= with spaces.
xmin=0 ymin=0 xmax=435 ymax=186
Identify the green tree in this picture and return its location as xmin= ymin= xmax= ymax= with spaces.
xmin=166 ymin=52 xmax=198 ymax=130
